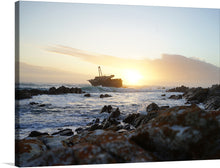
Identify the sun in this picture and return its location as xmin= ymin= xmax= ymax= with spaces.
xmin=122 ymin=69 xmax=143 ymax=86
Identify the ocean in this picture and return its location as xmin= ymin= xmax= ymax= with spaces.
xmin=15 ymin=83 xmax=186 ymax=139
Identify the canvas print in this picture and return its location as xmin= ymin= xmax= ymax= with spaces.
xmin=15 ymin=1 xmax=220 ymax=167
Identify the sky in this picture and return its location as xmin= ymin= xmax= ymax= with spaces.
xmin=18 ymin=1 xmax=220 ymax=86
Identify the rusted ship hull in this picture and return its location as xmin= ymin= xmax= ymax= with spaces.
xmin=88 ymin=78 xmax=122 ymax=88
xmin=88 ymin=66 xmax=123 ymax=88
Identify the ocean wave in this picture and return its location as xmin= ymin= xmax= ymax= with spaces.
xmin=17 ymin=83 xmax=166 ymax=93
xmin=81 ymin=85 xmax=165 ymax=93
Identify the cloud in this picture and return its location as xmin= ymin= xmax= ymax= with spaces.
xmin=46 ymin=45 xmax=143 ymax=68
xmin=17 ymin=62 xmax=90 ymax=84
xmin=45 ymin=45 xmax=219 ymax=87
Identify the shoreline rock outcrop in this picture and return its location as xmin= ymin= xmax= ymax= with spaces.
xmin=16 ymin=102 xmax=220 ymax=167
xmin=167 ymin=85 xmax=220 ymax=111
xmin=15 ymin=86 xmax=83 ymax=100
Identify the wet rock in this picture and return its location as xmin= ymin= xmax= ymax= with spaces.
xmin=130 ymin=104 xmax=220 ymax=160
xmin=15 ymin=90 xmax=33 ymax=99
xmin=39 ymin=104 xmax=46 ymax=107
xmin=169 ymin=95 xmax=182 ymax=100
xmin=204 ymin=96 xmax=220 ymax=111
xmin=184 ymin=87 xmax=209 ymax=103
xmin=109 ymin=108 xmax=120 ymax=119
xmin=117 ymin=129 xmax=128 ymax=134
xmin=48 ymin=87 xmax=56 ymax=94
xmin=100 ymin=94 xmax=112 ymax=98
xmin=88 ymin=123 xmax=103 ymax=131
xmin=28 ymin=131 xmax=49 ymax=137
xmin=52 ymin=129 xmax=74 ymax=136
xmin=29 ymin=102 xmax=39 ymax=105
xmin=161 ymin=94 xmax=166 ymax=96
xmin=160 ymin=106 xmax=170 ymax=110
xmin=123 ymin=113 xmax=140 ymax=125
xmin=75 ymin=127 xmax=84 ymax=134
xmin=166 ymin=85 xmax=189 ymax=92
xmin=146 ymin=102 xmax=159 ymax=112
xmin=87 ymin=118 xmax=100 ymax=126
xmin=102 ymin=118 xmax=120 ymax=129
xmin=123 ymin=124 xmax=132 ymax=130
xmin=203 ymin=85 xmax=220 ymax=111
xmin=100 ymin=105 xmax=112 ymax=113
xmin=48 ymin=86 xmax=82 ymax=94
xmin=124 ymin=110 xmax=159 ymax=128
xmin=84 ymin=93 xmax=91 ymax=97
xmin=208 ymin=85 xmax=220 ymax=97
xmin=16 ymin=86 xmax=83 ymax=100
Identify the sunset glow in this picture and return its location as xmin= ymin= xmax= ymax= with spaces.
xmin=122 ymin=69 xmax=143 ymax=86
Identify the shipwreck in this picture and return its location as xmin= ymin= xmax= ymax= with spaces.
xmin=88 ymin=66 xmax=123 ymax=88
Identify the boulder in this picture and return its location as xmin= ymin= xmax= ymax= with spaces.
xmin=29 ymin=102 xmax=39 ymax=105
xmin=130 ymin=104 xmax=220 ymax=160
xmin=123 ymin=113 xmax=140 ymax=125
xmin=100 ymin=94 xmax=112 ymax=98
xmin=88 ymin=123 xmax=103 ymax=131
xmin=146 ymin=102 xmax=159 ymax=112
xmin=75 ymin=127 xmax=84 ymax=134
xmin=28 ymin=131 xmax=49 ymax=137
xmin=204 ymin=96 xmax=220 ymax=111
xmin=52 ymin=129 xmax=74 ymax=136
xmin=109 ymin=108 xmax=120 ymax=119
xmin=84 ymin=93 xmax=91 ymax=97
xmin=183 ymin=87 xmax=209 ymax=103
xmin=100 ymin=105 xmax=112 ymax=113
xmin=15 ymin=139 xmax=47 ymax=166
xmin=166 ymin=85 xmax=189 ymax=92
xmin=169 ymin=95 xmax=182 ymax=100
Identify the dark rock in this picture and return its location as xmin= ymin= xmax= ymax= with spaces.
xmin=100 ymin=94 xmax=112 ymax=98
xmin=84 ymin=93 xmax=91 ymax=97
xmin=88 ymin=123 xmax=103 ymax=131
xmin=16 ymin=86 xmax=83 ymax=100
xmin=166 ymin=85 xmax=189 ymax=92
xmin=39 ymin=104 xmax=46 ymax=107
xmin=48 ymin=87 xmax=56 ymax=94
xmin=160 ymin=106 xmax=170 ymax=110
xmin=15 ymin=90 xmax=32 ymax=99
xmin=109 ymin=108 xmax=120 ymax=119
xmin=48 ymin=86 xmax=82 ymax=95
xmin=169 ymin=95 xmax=182 ymax=100
xmin=87 ymin=118 xmax=100 ymax=126
xmin=75 ymin=127 xmax=84 ymax=134
xmin=205 ymin=96 xmax=220 ymax=111
xmin=52 ymin=129 xmax=74 ymax=136
xmin=161 ymin=94 xmax=166 ymax=96
xmin=95 ymin=118 xmax=100 ymax=123
xmin=123 ymin=124 xmax=131 ymax=130
xmin=102 ymin=118 xmax=120 ymax=129
xmin=146 ymin=102 xmax=159 ymax=112
xmin=123 ymin=113 xmax=140 ymax=125
xmin=183 ymin=87 xmax=209 ymax=103
xmin=29 ymin=102 xmax=39 ymax=105
xmin=100 ymin=105 xmax=112 ymax=113
xmin=28 ymin=131 xmax=49 ymax=137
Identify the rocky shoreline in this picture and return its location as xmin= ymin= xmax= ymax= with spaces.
xmin=15 ymin=85 xmax=220 ymax=166
xmin=167 ymin=84 xmax=220 ymax=111
xmin=15 ymin=86 xmax=84 ymax=100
